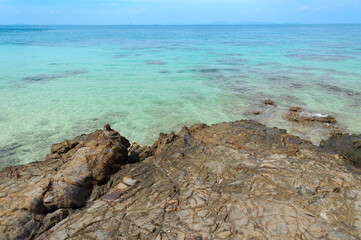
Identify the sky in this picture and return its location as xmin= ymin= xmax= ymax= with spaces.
xmin=0 ymin=0 xmax=360 ymax=25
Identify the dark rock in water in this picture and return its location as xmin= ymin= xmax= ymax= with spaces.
xmin=1 ymin=120 xmax=361 ymax=239
xmin=320 ymin=134 xmax=361 ymax=167
xmin=286 ymin=107 xmax=337 ymax=125
xmin=261 ymin=99 xmax=274 ymax=106
xmin=289 ymin=106 xmax=303 ymax=112
xmin=251 ymin=110 xmax=261 ymax=115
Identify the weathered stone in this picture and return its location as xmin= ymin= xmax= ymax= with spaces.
xmin=0 ymin=124 xmax=129 ymax=240
xmin=289 ymin=106 xmax=303 ymax=112
xmin=38 ymin=209 xmax=70 ymax=234
xmin=189 ymin=123 xmax=209 ymax=133
xmin=261 ymin=99 xmax=275 ymax=105
xmin=1 ymin=120 xmax=361 ymax=240
xmin=286 ymin=107 xmax=337 ymax=125
xmin=128 ymin=142 xmax=152 ymax=163
xmin=320 ymin=133 xmax=361 ymax=167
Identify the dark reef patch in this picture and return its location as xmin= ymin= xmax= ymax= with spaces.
xmin=268 ymin=75 xmax=293 ymax=82
xmin=21 ymin=70 xmax=88 ymax=83
xmin=177 ymin=67 xmax=241 ymax=74
xmin=218 ymin=58 xmax=248 ymax=66
xmin=113 ymin=54 xmax=132 ymax=58
xmin=143 ymin=50 xmax=162 ymax=53
xmin=255 ymin=62 xmax=282 ymax=67
xmin=145 ymin=61 xmax=167 ymax=65
xmin=0 ymin=143 xmax=29 ymax=168
xmin=221 ymin=53 xmax=243 ymax=57
xmin=286 ymin=52 xmax=354 ymax=62
xmin=317 ymin=83 xmax=360 ymax=97
xmin=0 ymin=143 xmax=23 ymax=159
xmin=292 ymin=66 xmax=361 ymax=78
xmin=199 ymin=68 xmax=220 ymax=73
xmin=177 ymin=68 xmax=219 ymax=74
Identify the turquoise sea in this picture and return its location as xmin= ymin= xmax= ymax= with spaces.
xmin=0 ymin=25 xmax=361 ymax=168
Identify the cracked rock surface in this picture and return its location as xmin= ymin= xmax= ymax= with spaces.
xmin=1 ymin=120 xmax=361 ymax=239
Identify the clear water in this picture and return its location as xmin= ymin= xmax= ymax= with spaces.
xmin=1 ymin=25 xmax=361 ymax=169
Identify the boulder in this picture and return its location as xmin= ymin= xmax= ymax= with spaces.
xmin=0 ymin=124 xmax=129 ymax=240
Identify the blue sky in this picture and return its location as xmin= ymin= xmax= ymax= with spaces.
xmin=0 ymin=0 xmax=360 ymax=24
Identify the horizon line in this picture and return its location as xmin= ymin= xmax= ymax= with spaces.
xmin=1 ymin=23 xmax=361 ymax=26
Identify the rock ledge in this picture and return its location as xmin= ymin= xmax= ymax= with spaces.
xmin=1 ymin=121 xmax=361 ymax=240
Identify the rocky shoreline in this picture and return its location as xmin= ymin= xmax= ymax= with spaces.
xmin=1 ymin=120 xmax=361 ymax=239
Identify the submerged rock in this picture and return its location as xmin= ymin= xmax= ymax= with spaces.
xmin=1 ymin=120 xmax=361 ymax=239
xmin=289 ymin=106 xmax=303 ymax=113
xmin=286 ymin=107 xmax=337 ymax=125
xmin=261 ymin=99 xmax=275 ymax=106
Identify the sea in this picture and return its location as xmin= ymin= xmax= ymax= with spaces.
xmin=0 ymin=25 xmax=360 ymax=169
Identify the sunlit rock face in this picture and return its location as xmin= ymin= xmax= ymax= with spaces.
xmin=1 ymin=120 xmax=361 ymax=240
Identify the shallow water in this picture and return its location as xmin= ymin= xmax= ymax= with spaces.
xmin=0 ymin=25 xmax=361 ymax=168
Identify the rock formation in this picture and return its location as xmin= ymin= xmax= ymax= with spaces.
xmin=285 ymin=107 xmax=337 ymax=125
xmin=261 ymin=99 xmax=275 ymax=106
xmin=0 ymin=125 xmax=129 ymax=239
xmin=1 ymin=120 xmax=361 ymax=239
xmin=321 ymin=133 xmax=361 ymax=167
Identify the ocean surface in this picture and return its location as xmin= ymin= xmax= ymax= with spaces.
xmin=0 ymin=25 xmax=361 ymax=169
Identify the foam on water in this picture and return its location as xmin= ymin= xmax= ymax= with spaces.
xmin=0 ymin=25 xmax=361 ymax=169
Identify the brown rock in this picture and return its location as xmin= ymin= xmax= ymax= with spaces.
xmin=0 ymin=125 xmax=129 ymax=240
xmin=1 ymin=120 xmax=361 ymax=240
xmin=103 ymin=123 xmax=111 ymax=131
xmin=289 ymin=106 xmax=303 ymax=112
xmin=261 ymin=99 xmax=274 ymax=105
xmin=330 ymin=128 xmax=343 ymax=135
xmin=251 ymin=110 xmax=261 ymax=115
xmin=320 ymin=133 xmax=361 ymax=167
xmin=286 ymin=109 xmax=337 ymax=125
xmin=127 ymin=142 xmax=152 ymax=163
xmin=189 ymin=123 xmax=209 ymax=133
xmin=38 ymin=209 xmax=70 ymax=235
